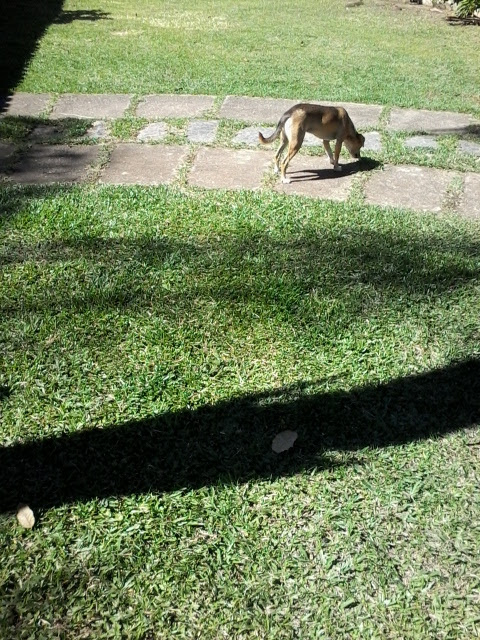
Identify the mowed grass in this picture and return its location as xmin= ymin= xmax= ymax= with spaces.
xmin=1 ymin=186 xmax=480 ymax=638
xmin=15 ymin=0 xmax=480 ymax=115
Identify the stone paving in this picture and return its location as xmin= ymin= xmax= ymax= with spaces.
xmin=1 ymin=92 xmax=480 ymax=218
xmin=100 ymin=144 xmax=188 ymax=185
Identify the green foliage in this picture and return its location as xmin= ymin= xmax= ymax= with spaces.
xmin=455 ymin=0 xmax=480 ymax=17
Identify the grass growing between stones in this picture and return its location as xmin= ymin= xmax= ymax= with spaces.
xmin=8 ymin=0 xmax=480 ymax=116
xmin=1 ymin=185 xmax=480 ymax=638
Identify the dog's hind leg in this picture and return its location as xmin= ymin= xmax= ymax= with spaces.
xmin=280 ymin=129 xmax=305 ymax=184
xmin=323 ymin=140 xmax=335 ymax=165
xmin=274 ymin=130 xmax=288 ymax=174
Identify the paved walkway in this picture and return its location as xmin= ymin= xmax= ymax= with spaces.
xmin=1 ymin=93 xmax=480 ymax=218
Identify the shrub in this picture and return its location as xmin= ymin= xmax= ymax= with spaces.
xmin=455 ymin=0 xmax=480 ymax=17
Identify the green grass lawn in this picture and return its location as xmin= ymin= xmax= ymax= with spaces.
xmin=2 ymin=1 xmax=480 ymax=638
xmin=1 ymin=186 xmax=480 ymax=638
xmin=6 ymin=0 xmax=480 ymax=115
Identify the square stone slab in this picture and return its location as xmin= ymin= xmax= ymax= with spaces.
xmin=219 ymin=96 xmax=382 ymax=128
xmin=11 ymin=145 xmax=99 ymax=184
xmin=186 ymin=120 xmax=219 ymax=143
xmin=189 ymin=148 xmax=271 ymax=190
xmin=387 ymin=108 xmax=479 ymax=135
xmin=219 ymin=96 xmax=298 ymax=123
xmin=0 ymin=93 xmax=51 ymax=117
xmin=237 ymin=126 xmax=338 ymax=148
xmin=136 ymin=95 xmax=214 ymax=119
xmin=51 ymin=94 xmax=132 ymax=119
xmin=364 ymin=165 xmax=457 ymax=213
xmin=457 ymin=173 xmax=480 ymax=219
xmin=100 ymin=144 xmax=187 ymax=185
xmin=336 ymin=103 xmax=383 ymax=129
xmin=274 ymin=155 xmax=358 ymax=201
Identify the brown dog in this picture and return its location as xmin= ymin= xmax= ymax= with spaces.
xmin=258 ymin=103 xmax=365 ymax=183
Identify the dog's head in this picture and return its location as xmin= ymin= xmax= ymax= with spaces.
xmin=345 ymin=133 xmax=365 ymax=159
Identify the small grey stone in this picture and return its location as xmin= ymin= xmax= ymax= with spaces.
xmin=405 ymin=135 xmax=438 ymax=150
xmin=186 ymin=120 xmax=218 ymax=143
xmin=234 ymin=126 xmax=274 ymax=146
xmin=458 ymin=140 xmax=480 ymax=157
xmin=86 ymin=120 xmax=109 ymax=140
xmin=363 ymin=131 xmax=382 ymax=152
xmin=29 ymin=124 xmax=65 ymax=142
xmin=302 ymin=133 xmax=322 ymax=147
xmin=137 ymin=122 xmax=167 ymax=142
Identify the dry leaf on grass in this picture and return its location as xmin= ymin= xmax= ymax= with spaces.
xmin=271 ymin=430 xmax=298 ymax=453
xmin=16 ymin=504 xmax=35 ymax=529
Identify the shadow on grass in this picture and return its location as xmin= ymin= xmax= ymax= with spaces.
xmin=1 ymin=222 xmax=479 ymax=321
xmin=0 ymin=1 xmax=110 ymax=98
xmin=1 ymin=358 xmax=479 ymax=513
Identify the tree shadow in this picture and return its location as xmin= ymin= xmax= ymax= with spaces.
xmin=0 ymin=358 xmax=478 ymax=513
xmin=0 ymin=2 xmax=110 ymax=99
xmin=1 ymin=221 xmax=479 ymax=323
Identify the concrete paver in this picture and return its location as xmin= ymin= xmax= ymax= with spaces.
xmin=136 ymin=95 xmax=214 ymax=119
xmin=100 ymin=144 xmax=187 ymax=185
xmin=458 ymin=173 xmax=480 ymax=219
xmin=219 ymin=96 xmax=382 ymax=129
xmin=405 ymin=135 xmax=439 ymax=150
xmin=387 ymin=108 xmax=479 ymax=135
xmin=219 ymin=96 xmax=297 ymax=124
xmin=364 ymin=165 xmax=457 ymax=213
xmin=189 ymin=148 xmax=271 ymax=190
xmin=275 ymin=155 xmax=358 ymax=201
xmin=11 ymin=145 xmax=99 ymax=184
xmin=458 ymin=140 xmax=480 ymax=157
xmin=235 ymin=126 xmax=330 ymax=147
xmin=186 ymin=120 xmax=219 ymax=143
xmin=0 ymin=93 xmax=51 ymax=117
xmin=51 ymin=94 xmax=132 ymax=119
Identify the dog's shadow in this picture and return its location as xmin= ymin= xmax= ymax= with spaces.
xmin=288 ymin=157 xmax=381 ymax=182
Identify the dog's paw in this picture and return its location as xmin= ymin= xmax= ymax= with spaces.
xmin=281 ymin=177 xmax=291 ymax=184
xmin=274 ymin=166 xmax=280 ymax=174
xmin=333 ymin=165 xmax=342 ymax=172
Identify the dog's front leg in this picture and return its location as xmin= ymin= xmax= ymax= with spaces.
xmin=333 ymin=139 xmax=343 ymax=172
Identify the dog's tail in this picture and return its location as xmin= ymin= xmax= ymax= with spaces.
xmin=258 ymin=112 xmax=291 ymax=145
